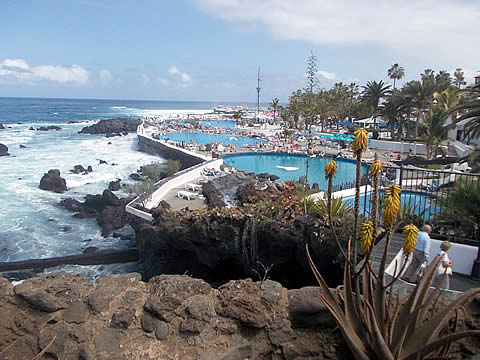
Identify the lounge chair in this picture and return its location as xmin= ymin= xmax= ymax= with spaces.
xmin=185 ymin=183 xmax=202 ymax=192
xmin=177 ymin=190 xmax=198 ymax=200
xmin=201 ymin=168 xmax=221 ymax=177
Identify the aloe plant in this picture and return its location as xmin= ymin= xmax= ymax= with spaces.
xmin=307 ymin=130 xmax=480 ymax=359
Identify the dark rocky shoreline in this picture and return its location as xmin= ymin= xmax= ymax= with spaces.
xmin=79 ymin=118 xmax=142 ymax=137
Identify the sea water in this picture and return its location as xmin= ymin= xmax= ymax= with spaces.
xmin=0 ymin=97 xmax=247 ymax=280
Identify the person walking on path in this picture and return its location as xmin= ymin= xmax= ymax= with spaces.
xmin=402 ymin=224 xmax=432 ymax=283
xmin=432 ymin=241 xmax=453 ymax=290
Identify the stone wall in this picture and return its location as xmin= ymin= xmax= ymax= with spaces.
xmin=137 ymin=134 xmax=205 ymax=170
xmin=0 ymin=272 xmax=350 ymax=360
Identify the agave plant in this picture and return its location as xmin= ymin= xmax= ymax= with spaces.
xmin=314 ymin=197 xmax=354 ymax=221
xmin=307 ymin=129 xmax=480 ymax=359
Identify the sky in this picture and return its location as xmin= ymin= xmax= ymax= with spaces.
xmin=0 ymin=0 xmax=479 ymax=102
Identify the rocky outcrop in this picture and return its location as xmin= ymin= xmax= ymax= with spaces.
xmin=0 ymin=143 xmax=10 ymax=156
xmin=37 ymin=125 xmax=62 ymax=131
xmin=39 ymin=169 xmax=67 ymax=193
xmin=109 ymin=179 xmax=121 ymax=191
xmin=59 ymin=190 xmax=133 ymax=236
xmin=70 ymin=164 xmax=93 ymax=175
xmin=0 ymin=123 xmax=5 ymax=129
xmin=202 ymin=171 xmax=279 ymax=208
xmin=79 ymin=118 xmax=142 ymax=135
xmin=0 ymin=272 xmax=353 ymax=359
xmin=134 ymin=204 xmax=343 ymax=289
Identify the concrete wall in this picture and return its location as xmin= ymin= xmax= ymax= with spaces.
xmin=368 ymin=139 xmax=427 ymax=155
xmin=386 ymin=239 xmax=478 ymax=278
xmin=137 ymin=132 xmax=208 ymax=170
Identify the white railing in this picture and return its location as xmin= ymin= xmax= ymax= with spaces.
xmin=125 ymin=158 xmax=224 ymax=221
xmin=368 ymin=139 xmax=427 ymax=155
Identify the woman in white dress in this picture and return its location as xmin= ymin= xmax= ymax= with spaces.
xmin=432 ymin=241 xmax=453 ymax=290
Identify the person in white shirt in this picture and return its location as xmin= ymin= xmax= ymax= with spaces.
xmin=432 ymin=241 xmax=453 ymax=290
xmin=402 ymin=224 xmax=432 ymax=283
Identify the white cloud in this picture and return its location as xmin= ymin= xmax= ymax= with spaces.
xmin=99 ymin=69 xmax=112 ymax=84
xmin=0 ymin=58 xmax=89 ymax=85
xmin=195 ymin=0 xmax=480 ymax=66
xmin=158 ymin=77 xmax=170 ymax=86
xmin=168 ymin=65 xmax=192 ymax=87
xmin=317 ymin=70 xmax=335 ymax=80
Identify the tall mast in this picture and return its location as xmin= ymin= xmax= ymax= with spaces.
xmin=256 ymin=67 xmax=261 ymax=122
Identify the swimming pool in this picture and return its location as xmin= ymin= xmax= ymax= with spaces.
xmin=162 ymin=132 xmax=264 ymax=147
xmin=224 ymin=153 xmax=366 ymax=188
xmin=199 ymin=120 xmax=236 ymax=128
xmin=344 ymin=191 xmax=439 ymax=220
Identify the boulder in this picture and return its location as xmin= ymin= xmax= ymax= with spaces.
xmin=39 ymin=169 xmax=67 ymax=193
xmin=0 ymin=123 xmax=4 ymax=129
xmin=0 ymin=143 xmax=10 ymax=156
xmin=59 ymin=190 xmax=133 ymax=236
xmin=37 ymin=125 xmax=62 ymax=131
xmin=129 ymin=173 xmax=144 ymax=182
xmin=19 ymin=144 xmax=27 ymax=148
xmin=109 ymin=179 xmax=121 ymax=191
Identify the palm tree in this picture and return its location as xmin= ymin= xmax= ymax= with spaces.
xmin=387 ymin=63 xmax=405 ymax=90
xmin=454 ymin=68 xmax=467 ymax=89
xmin=379 ymin=94 xmax=403 ymax=140
xmin=270 ymin=98 xmax=280 ymax=123
xmin=403 ymin=80 xmax=436 ymax=138
xmin=232 ymin=110 xmax=244 ymax=126
xmin=361 ymin=80 xmax=391 ymax=129
xmin=421 ymin=106 xmax=452 ymax=158
xmin=455 ymin=84 xmax=480 ymax=141
xmin=421 ymin=69 xmax=435 ymax=84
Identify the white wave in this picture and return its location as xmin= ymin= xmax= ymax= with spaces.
xmin=276 ymin=166 xmax=299 ymax=171
xmin=110 ymin=106 xmax=127 ymax=109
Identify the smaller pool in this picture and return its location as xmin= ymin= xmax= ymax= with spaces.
xmin=161 ymin=132 xmax=264 ymax=147
xmin=344 ymin=191 xmax=439 ymax=220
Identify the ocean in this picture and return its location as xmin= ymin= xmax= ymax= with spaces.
xmin=0 ymin=97 xmax=244 ymax=281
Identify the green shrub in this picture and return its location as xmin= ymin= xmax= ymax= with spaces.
xmin=166 ymin=159 xmax=181 ymax=177
xmin=140 ymin=161 xmax=164 ymax=182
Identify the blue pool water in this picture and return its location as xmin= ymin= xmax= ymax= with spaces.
xmin=345 ymin=191 xmax=439 ymax=220
xmin=224 ymin=153 xmax=365 ymax=188
xmin=162 ymin=132 xmax=264 ymax=147
xmin=199 ymin=120 xmax=236 ymax=128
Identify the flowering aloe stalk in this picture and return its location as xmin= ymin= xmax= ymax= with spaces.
xmin=307 ymin=130 xmax=480 ymax=359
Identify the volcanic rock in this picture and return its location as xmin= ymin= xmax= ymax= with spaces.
xmin=0 ymin=273 xmax=360 ymax=359
xmin=70 ymin=165 xmax=93 ymax=174
xmin=0 ymin=143 xmax=10 ymax=156
xmin=59 ymin=190 xmax=133 ymax=236
xmin=37 ymin=125 xmax=62 ymax=131
xmin=109 ymin=179 xmax=121 ymax=191
xmin=39 ymin=169 xmax=67 ymax=193
xmin=79 ymin=118 xmax=142 ymax=135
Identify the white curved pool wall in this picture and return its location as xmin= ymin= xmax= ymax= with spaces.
xmin=145 ymin=158 xmax=224 ymax=209
xmin=386 ymin=238 xmax=478 ymax=277
xmin=308 ymin=185 xmax=372 ymax=202
xmin=368 ymin=139 xmax=427 ymax=156
xmin=126 ymin=158 xmax=224 ymax=221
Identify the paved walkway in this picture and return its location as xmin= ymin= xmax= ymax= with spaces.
xmin=161 ymin=177 xmax=208 ymax=211
xmin=366 ymin=233 xmax=479 ymax=293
